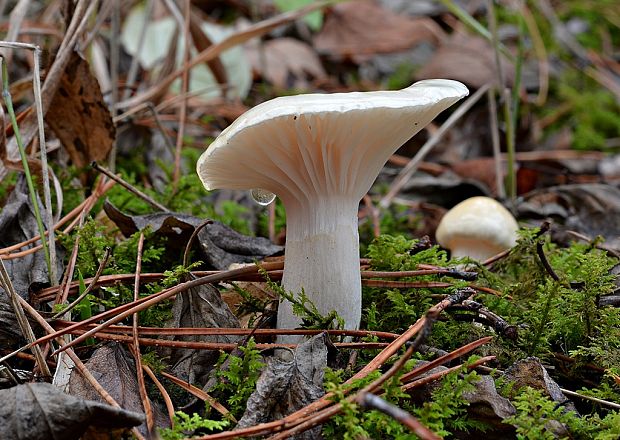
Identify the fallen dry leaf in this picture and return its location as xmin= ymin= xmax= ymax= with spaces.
xmin=46 ymin=51 xmax=116 ymax=170
xmin=236 ymin=333 xmax=329 ymax=438
xmin=69 ymin=343 xmax=169 ymax=436
xmin=518 ymin=183 xmax=620 ymax=250
xmin=417 ymin=33 xmax=514 ymax=88
xmin=103 ymin=201 xmax=283 ymax=269
xmin=161 ymin=281 xmax=242 ymax=385
xmin=0 ymin=382 xmax=143 ymax=440
xmin=246 ymin=37 xmax=327 ymax=89
xmin=313 ymin=0 xmax=444 ymax=61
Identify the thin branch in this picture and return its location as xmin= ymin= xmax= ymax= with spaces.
xmin=131 ymin=233 xmax=155 ymax=436
xmin=143 ymin=364 xmax=175 ymax=427
xmin=51 ymin=247 xmax=111 ymax=320
xmin=358 ymin=392 xmax=440 ymax=440
xmin=91 ymin=161 xmax=170 ymax=212
xmin=0 ymin=259 xmax=51 ymax=378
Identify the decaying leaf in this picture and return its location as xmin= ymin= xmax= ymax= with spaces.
xmin=408 ymin=360 xmax=515 ymax=432
xmin=0 ymin=176 xmax=63 ymax=345
xmin=313 ymin=0 xmax=443 ymax=61
xmin=69 ymin=343 xmax=169 ymax=436
xmin=462 ymin=375 xmax=516 ymax=433
xmin=518 ymin=184 xmax=620 ymax=250
xmin=0 ymin=382 xmax=143 ymax=440
xmin=236 ymin=333 xmax=329 ymax=439
xmin=502 ymin=357 xmax=577 ymax=412
xmin=46 ymin=51 xmax=116 ymax=170
xmin=416 ymin=33 xmax=514 ymax=88
xmin=103 ymin=201 xmax=283 ymax=269
xmin=246 ymin=38 xmax=327 ymax=89
xmin=161 ymin=281 xmax=242 ymax=385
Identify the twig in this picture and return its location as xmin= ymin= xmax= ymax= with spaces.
xmin=379 ymin=84 xmax=490 ymax=208
xmin=362 ymin=194 xmax=380 ymax=237
xmin=47 ymin=262 xmax=284 ymax=355
xmin=53 ymin=211 xmax=85 ymax=307
xmin=1 ymin=56 xmax=52 ymax=279
xmin=0 ymin=40 xmax=59 ymax=285
xmin=5 ymin=0 xmax=97 ymax=155
xmin=161 ymin=371 xmax=235 ymax=422
xmin=183 ymin=219 xmax=212 ymax=267
xmin=60 ymin=330 xmax=389 ymax=351
xmin=32 ymin=45 xmax=57 ymax=285
xmin=536 ymin=228 xmax=560 ymax=281
xmin=358 ymin=392 xmax=440 ymax=440
xmin=402 ymin=356 xmax=495 ymax=392
xmin=91 ymin=161 xmax=170 ymax=212
xmin=449 ymin=300 xmax=518 ymax=340
xmin=51 ymin=247 xmax=111 ymax=320
xmin=131 ymin=233 xmax=155 ymax=436
xmin=0 ymin=177 xmax=114 ymax=256
xmin=15 ymin=294 xmax=146 ymax=440
xmin=0 ymin=259 xmax=51 ymax=378
xmin=400 ymin=336 xmax=493 ymax=383
xmin=265 ymin=288 xmax=476 ymax=440
xmin=51 ymin=322 xmax=399 ymax=340
xmin=143 ymin=364 xmax=175 ymax=427
xmin=0 ymin=0 xmax=30 ymax=62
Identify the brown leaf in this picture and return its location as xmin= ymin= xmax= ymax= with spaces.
xmin=69 ymin=343 xmax=169 ymax=436
xmin=103 ymin=201 xmax=283 ymax=270
xmin=246 ymin=38 xmax=327 ymax=89
xmin=0 ymin=383 xmax=143 ymax=440
xmin=518 ymin=183 xmax=620 ymax=250
xmin=236 ymin=333 xmax=329 ymax=439
xmin=46 ymin=51 xmax=115 ymax=170
xmin=417 ymin=33 xmax=514 ymax=88
xmin=313 ymin=0 xmax=444 ymax=61
xmin=161 ymin=282 xmax=242 ymax=385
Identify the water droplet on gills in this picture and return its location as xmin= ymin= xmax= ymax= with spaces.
xmin=250 ymin=188 xmax=276 ymax=206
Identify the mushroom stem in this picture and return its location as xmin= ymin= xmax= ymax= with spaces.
xmin=278 ymin=197 xmax=361 ymax=338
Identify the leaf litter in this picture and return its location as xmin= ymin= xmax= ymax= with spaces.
xmin=0 ymin=1 xmax=618 ymax=439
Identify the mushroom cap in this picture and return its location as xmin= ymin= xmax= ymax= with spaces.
xmin=435 ymin=196 xmax=519 ymax=260
xmin=197 ymin=79 xmax=468 ymax=205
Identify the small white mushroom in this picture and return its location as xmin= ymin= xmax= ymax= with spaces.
xmin=435 ymin=196 xmax=519 ymax=261
xmin=197 ymin=79 xmax=468 ymax=334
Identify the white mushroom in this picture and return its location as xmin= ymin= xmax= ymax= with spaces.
xmin=197 ymin=79 xmax=468 ymax=334
xmin=435 ymin=196 xmax=519 ymax=261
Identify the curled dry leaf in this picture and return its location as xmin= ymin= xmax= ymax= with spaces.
xmin=313 ymin=0 xmax=444 ymax=62
xmin=0 ymin=176 xmax=64 ymax=344
xmin=517 ymin=183 xmax=620 ymax=250
xmin=236 ymin=333 xmax=329 ymax=439
xmin=103 ymin=201 xmax=283 ymax=269
xmin=46 ymin=51 xmax=115 ymax=170
xmin=417 ymin=33 xmax=514 ymax=89
xmin=246 ymin=37 xmax=327 ymax=89
xmin=0 ymin=382 xmax=143 ymax=440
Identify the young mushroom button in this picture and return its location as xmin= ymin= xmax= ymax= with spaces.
xmin=435 ymin=196 xmax=519 ymax=261
xmin=197 ymin=79 xmax=469 ymax=338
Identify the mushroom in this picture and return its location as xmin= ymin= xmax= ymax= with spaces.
xmin=435 ymin=196 xmax=519 ymax=261
xmin=197 ymin=79 xmax=468 ymax=334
